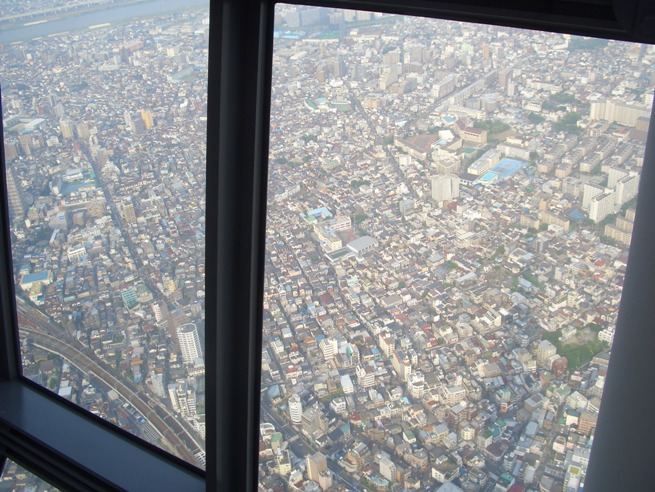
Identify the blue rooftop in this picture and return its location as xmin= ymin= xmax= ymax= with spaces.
xmin=491 ymin=157 xmax=527 ymax=179
xmin=22 ymin=271 xmax=49 ymax=284
xmin=568 ymin=208 xmax=586 ymax=220
xmin=307 ymin=206 xmax=332 ymax=219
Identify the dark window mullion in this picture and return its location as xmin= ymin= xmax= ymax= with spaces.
xmin=0 ymin=88 xmax=21 ymax=383
xmin=585 ymin=97 xmax=655 ymax=491
xmin=281 ymin=0 xmax=651 ymax=42
xmin=205 ymin=0 xmax=274 ymax=489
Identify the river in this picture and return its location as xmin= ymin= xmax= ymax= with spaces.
xmin=0 ymin=0 xmax=209 ymax=44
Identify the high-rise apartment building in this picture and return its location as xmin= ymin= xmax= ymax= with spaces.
xmin=121 ymin=199 xmax=137 ymax=225
xmin=140 ymin=109 xmax=154 ymax=129
xmin=589 ymin=192 xmax=615 ymax=223
xmin=177 ymin=323 xmax=203 ymax=365
xmin=431 ymin=174 xmax=460 ymax=204
xmin=590 ymin=99 xmax=651 ymax=127
xmin=582 ymin=183 xmax=604 ymax=210
xmin=150 ymin=371 xmax=167 ymax=399
xmin=301 ymin=405 xmax=327 ymax=439
xmin=379 ymin=455 xmax=397 ymax=482
xmin=306 ymin=452 xmax=327 ymax=481
xmin=288 ymin=394 xmax=302 ymax=425
xmin=59 ymin=119 xmax=74 ymax=139
xmin=168 ymin=380 xmax=197 ymax=418
xmin=76 ymin=122 xmax=90 ymax=139
xmin=4 ymin=167 xmax=24 ymax=221
xmin=614 ymin=174 xmax=639 ymax=206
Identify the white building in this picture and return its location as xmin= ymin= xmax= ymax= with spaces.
xmin=67 ymin=243 xmax=86 ymax=262
xmin=346 ymin=236 xmax=379 ymax=254
xmin=582 ymin=183 xmax=604 ymax=210
xmin=356 ymin=363 xmax=375 ymax=389
xmin=341 ymin=374 xmax=354 ymax=394
xmin=536 ymin=339 xmax=557 ymax=366
xmin=614 ymin=174 xmax=638 ymax=206
xmin=598 ymin=327 xmax=615 ymax=344
xmin=590 ymin=99 xmax=650 ymax=126
xmin=288 ymin=394 xmax=302 ymax=425
xmin=177 ymin=323 xmax=203 ymax=365
xmin=407 ymin=371 xmax=426 ymax=399
xmin=431 ymin=174 xmax=460 ymax=204
xmin=589 ymin=192 xmax=615 ymax=223
xmin=379 ymin=455 xmax=397 ymax=482
xmin=467 ymin=149 xmax=502 ymax=175
xmin=150 ymin=372 xmax=166 ymax=399
xmin=319 ymin=337 xmax=337 ymax=361
xmin=331 ymin=216 xmax=352 ymax=231
xmin=168 ymin=380 xmax=196 ymax=418
xmin=330 ymin=397 xmax=347 ymax=415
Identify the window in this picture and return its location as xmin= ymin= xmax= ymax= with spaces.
xmin=1 ymin=0 xmax=209 ymax=469
xmin=2 ymin=0 xmax=655 ymax=491
xmin=259 ymin=4 xmax=654 ymax=491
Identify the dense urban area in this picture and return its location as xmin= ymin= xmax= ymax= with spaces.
xmin=1 ymin=3 xmax=654 ymax=492
xmin=1 ymin=0 xmax=210 ymax=474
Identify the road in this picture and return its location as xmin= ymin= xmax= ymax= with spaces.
xmin=82 ymin=146 xmax=170 ymax=310
xmin=17 ymin=302 xmax=203 ymax=465
xmin=346 ymin=80 xmax=417 ymax=198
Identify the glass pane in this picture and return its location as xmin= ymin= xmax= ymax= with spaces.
xmin=0 ymin=458 xmax=60 ymax=491
xmin=1 ymin=0 xmax=208 ymax=468
xmin=261 ymin=5 xmax=652 ymax=491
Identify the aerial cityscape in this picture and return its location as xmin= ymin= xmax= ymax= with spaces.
xmin=1 ymin=0 xmax=210 ymax=472
xmin=1 ymin=1 xmax=653 ymax=491
xmin=258 ymin=6 xmax=651 ymax=492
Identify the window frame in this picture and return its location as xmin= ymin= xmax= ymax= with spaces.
xmin=1 ymin=0 xmax=655 ymax=490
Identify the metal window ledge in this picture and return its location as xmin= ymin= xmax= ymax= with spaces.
xmin=0 ymin=381 xmax=204 ymax=492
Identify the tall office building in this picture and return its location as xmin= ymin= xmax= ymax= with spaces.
xmin=17 ymin=134 xmax=32 ymax=157
xmin=4 ymin=142 xmax=19 ymax=162
xmin=177 ymin=323 xmax=203 ymax=365
xmin=301 ymin=405 xmax=328 ymax=438
xmin=379 ymin=65 xmax=399 ymax=91
xmin=124 ymin=110 xmax=145 ymax=133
